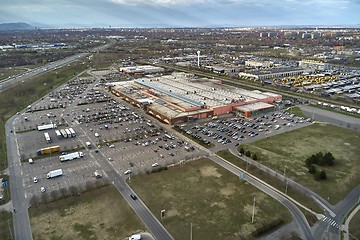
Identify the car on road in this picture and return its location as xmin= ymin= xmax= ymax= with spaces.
xmin=108 ymin=157 xmax=113 ymax=161
xmin=28 ymin=158 xmax=34 ymax=164
xmin=130 ymin=194 xmax=137 ymax=200
xmin=33 ymin=177 xmax=38 ymax=183
xmin=152 ymin=163 xmax=159 ymax=167
xmin=238 ymin=152 xmax=243 ymax=157
xmin=124 ymin=169 xmax=132 ymax=175
xmin=40 ymin=187 xmax=46 ymax=193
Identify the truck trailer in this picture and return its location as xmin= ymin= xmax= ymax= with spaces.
xmin=55 ymin=130 xmax=62 ymax=139
xmin=36 ymin=145 xmax=60 ymax=156
xmin=47 ymin=169 xmax=63 ymax=179
xmin=44 ymin=132 xmax=51 ymax=143
xmin=69 ymin=128 xmax=76 ymax=137
xmin=60 ymin=129 xmax=68 ymax=138
xmin=65 ymin=129 xmax=72 ymax=137
xmin=37 ymin=123 xmax=57 ymax=131
xmin=59 ymin=152 xmax=84 ymax=162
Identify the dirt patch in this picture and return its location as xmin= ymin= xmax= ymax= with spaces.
xmin=161 ymin=190 xmax=174 ymax=199
xmin=167 ymin=208 xmax=180 ymax=217
xmin=220 ymin=183 xmax=236 ymax=197
xmin=344 ymin=142 xmax=351 ymax=146
xmin=199 ymin=165 xmax=222 ymax=178
xmin=211 ymin=202 xmax=227 ymax=209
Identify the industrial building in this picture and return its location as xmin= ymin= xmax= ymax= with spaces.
xmin=299 ymin=60 xmax=330 ymax=71
xmin=119 ymin=65 xmax=164 ymax=75
xmin=239 ymin=67 xmax=305 ymax=81
xmin=109 ymin=72 xmax=282 ymax=125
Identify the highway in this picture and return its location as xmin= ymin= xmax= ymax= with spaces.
xmin=0 ymin=40 xmax=114 ymax=92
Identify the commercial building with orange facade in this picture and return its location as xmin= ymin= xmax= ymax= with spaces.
xmin=109 ymin=72 xmax=281 ymax=125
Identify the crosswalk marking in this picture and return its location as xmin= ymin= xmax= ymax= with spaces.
xmin=321 ymin=216 xmax=341 ymax=229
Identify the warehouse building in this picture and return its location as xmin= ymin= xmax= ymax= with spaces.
xmin=110 ymin=72 xmax=282 ymax=124
xmin=119 ymin=65 xmax=164 ymax=75
xmin=239 ymin=68 xmax=305 ymax=81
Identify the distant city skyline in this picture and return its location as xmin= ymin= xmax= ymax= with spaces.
xmin=1 ymin=0 xmax=359 ymax=28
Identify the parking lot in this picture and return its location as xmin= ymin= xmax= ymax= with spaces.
xmin=12 ymin=76 xmax=204 ymax=200
xmin=178 ymin=111 xmax=312 ymax=149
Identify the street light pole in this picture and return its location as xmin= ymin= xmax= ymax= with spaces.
xmin=251 ymin=197 xmax=256 ymax=224
xmin=285 ymin=179 xmax=288 ymax=195
xmin=190 ymin=222 xmax=193 ymax=240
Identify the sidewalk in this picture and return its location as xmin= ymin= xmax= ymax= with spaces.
xmin=342 ymin=204 xmax=360 ymax=240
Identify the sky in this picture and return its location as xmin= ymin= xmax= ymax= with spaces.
xmin=0 ymin=0 xmax=359 ymax=28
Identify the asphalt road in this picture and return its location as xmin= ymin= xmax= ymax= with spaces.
xmin=6 ymin=115 xmax=33 ymax=240
xmin=106 ymin=169 xmax=174 ymax=240
xmin=300 ymin=105 xmax=360 ymax=132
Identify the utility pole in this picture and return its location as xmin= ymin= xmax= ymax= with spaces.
xmin=190 ymin=222 xmax=193 ymax=240
xmin=251 ymin=197 xmax=256 ymax=224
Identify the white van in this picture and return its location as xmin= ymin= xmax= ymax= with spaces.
xmin=28 ymin=158 xmax=34 ymax=164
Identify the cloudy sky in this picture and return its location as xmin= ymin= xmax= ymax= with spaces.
xmin=0 ymin=0 xmax=359 ymax=28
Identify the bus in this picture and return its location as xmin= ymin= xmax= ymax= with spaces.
xmin=44 ymin=132 xmax=51 ymax=143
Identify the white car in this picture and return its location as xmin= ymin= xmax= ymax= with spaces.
xmin=124 ymin=169 xmax=132 ymax=175
xmin=33 ymin=177 xmax=38 ymax=183
xmin=40 ymin=187 xmax=46 ymax=193
xmin=152 ymin=163 xmax=159 ymax=167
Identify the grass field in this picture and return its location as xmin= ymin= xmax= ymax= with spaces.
xmin=129 ymin=158 xmax=292 ymax=240
xmin=349 ymin=208 xmax=360 ymax=239
xmin=240 ymin=123 xmax=360 ymax=205
xmin=29 ymin=185 xmax=145 ymax=240
xmin=0 ymin=210 xmax=13 ymax=240
xmin=216 ymin=149 xmax=321 ymax=226
xmin=0 ymin=62 xmax=88 ymax=171
xmin=0 ymin=175 xmax=11 ymax=204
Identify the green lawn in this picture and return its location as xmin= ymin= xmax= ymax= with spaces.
xmin=129 ymin=158 xmax=292 ymax=239
xmin=349 ymin=208 xmax=360 ymax=239
xmin=29 ymin=185 xmax=145 ymax=240
xmin=0 ymin=210 xmax=13 ymax=240
xmin=216 ymin=149 xmax=321 ymax=226
xmin=240 ymin=123 xmax=360 ymax=205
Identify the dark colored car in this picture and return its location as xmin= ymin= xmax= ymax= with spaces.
xmin=130 ymin=194 xmax=137 ymax=200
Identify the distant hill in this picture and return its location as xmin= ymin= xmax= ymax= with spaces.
xmin=0 ymin=22 xmax=34 ymax=31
